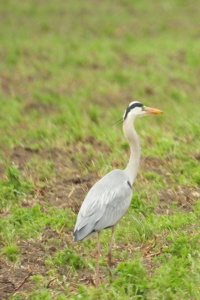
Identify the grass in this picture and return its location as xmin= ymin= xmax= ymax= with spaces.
xmin=0 ymin=0 xmax=200 ymax=299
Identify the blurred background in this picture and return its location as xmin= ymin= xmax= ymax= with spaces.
xmin=0 ymin=1 xmax=200 ymax=299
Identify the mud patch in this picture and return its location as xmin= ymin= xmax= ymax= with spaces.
xmin=0 ymin=228 xmax=74 ymax=299
xmin=0 ymin=164 xmax=5 ymax=179
xmin=141 ymin=156 xmax=168 ymax=176
xmin=38 ymin=146 xmax=97 ymax=211
xmin=11 ymin=146 xmax=39 ymax=169
xmin=10 ymin=145 xmax=99 ymax=211
xmin=0 ymin=74 xmax=16 ymax=95
xmin=41 ymin=173 xmax=96 ymax=213
xmin=139 ymin=156 xmax=200 ymax=214
xmin=23 ymin=101 xmax=58 ymax=115
xmin=194 ymin=152 xmax=200 ymax=161
xmin=156 ymin=186 xmax=200 ymax=214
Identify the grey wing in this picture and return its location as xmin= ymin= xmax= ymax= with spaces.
xmin=73 ymin=170 xmax=132 ymax=241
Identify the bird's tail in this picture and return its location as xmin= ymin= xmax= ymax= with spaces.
xmin=73 ymin=224 xmax=95 ymax=242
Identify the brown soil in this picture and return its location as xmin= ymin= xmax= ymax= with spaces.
xmin=0 ymin=228 xmax=74 ymax=299
xmin=156 ymin=185 xmax=200 ymax=214
xmin=11 ymin=145 xmax=98 ymax=212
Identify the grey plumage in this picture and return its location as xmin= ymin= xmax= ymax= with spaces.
xmin=74 ymin=170 xmax=132 ymax=241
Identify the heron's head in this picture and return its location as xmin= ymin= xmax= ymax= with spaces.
xmin=123 ymin=101 xmax=163 ymax=121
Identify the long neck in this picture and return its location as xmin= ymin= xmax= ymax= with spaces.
xmin=123 ymin=118 xmax=141 ymax=185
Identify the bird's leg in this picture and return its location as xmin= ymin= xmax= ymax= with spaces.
xmin=95 ymin=231 xmax=101 ymax=286
xmin=107 ymin=225 xmax=116 ymax=267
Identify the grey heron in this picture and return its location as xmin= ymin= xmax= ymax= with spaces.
xmin=73 ymin=101 xmax=163 ymax=284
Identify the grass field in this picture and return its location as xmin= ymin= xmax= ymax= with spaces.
xmin=0 ymin=0 xmax=200 ymax=299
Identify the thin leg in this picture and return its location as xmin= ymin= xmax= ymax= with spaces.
xmin=107 ymin=225 xmax=116 ymax=267
xmin=95 ymin=231 xmax=101 ymax=286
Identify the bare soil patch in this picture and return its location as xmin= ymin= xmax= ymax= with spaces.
xmin=156 ymin=186 xmax=200 ymax=214
xmin=11 ymin=145 xmax=39 ymax=169
xmin=140 ymin=156 xmax=200 ymax=214
xmin=0 ymin=228 xmax=74 ymax=299
xmin=23 ymin=101 xmax=58 ymax=115
xmin=11 ymin=145 xmax=98 ymax=211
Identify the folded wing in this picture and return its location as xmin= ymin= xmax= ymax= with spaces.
xmin=73 ymin=169 xmax=132 ymax=241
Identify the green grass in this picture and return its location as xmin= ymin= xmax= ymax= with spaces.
xmin=0 ymin=0 xmax=200 ymax=299
xmin=2 ymin=244 xmax=20 ymax=262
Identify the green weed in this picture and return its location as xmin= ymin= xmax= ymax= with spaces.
xmin=2 ymin=244 xmax=19 ymax=261
xmin=0 ymin=165 xmax=33 ymax=210
xmin=112 ymin=259 xmax=148 ymax=297
xmin=46 ymin=247 xmax=85 ymax=270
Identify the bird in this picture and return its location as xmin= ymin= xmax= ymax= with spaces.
xmin=73 ymin=101 xmax=163 ymax=284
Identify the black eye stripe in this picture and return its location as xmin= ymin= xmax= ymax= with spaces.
xmin=124 ymin=102 xmax=143 ymax=120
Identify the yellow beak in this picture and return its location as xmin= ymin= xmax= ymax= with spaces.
xmin=144 ymin=107 xmax=163 ymax=114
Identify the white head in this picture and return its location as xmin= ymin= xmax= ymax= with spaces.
xmin=123 ymin=101 xmax=163 ymax=121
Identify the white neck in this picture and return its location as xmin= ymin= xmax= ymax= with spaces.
xmin=123 ymin=117 xmax=141 ymax=185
